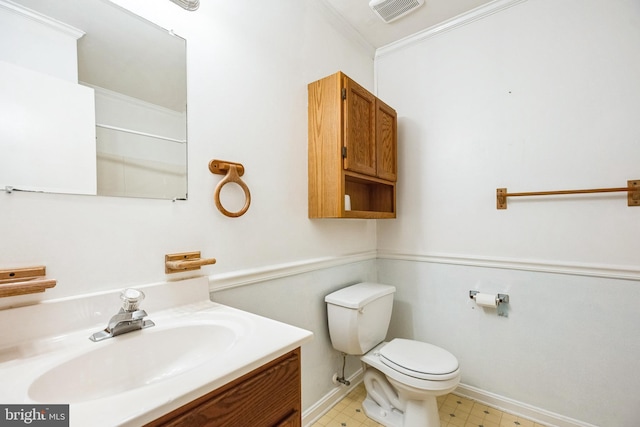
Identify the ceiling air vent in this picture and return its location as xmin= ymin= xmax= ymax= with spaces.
xmin=170 ymin=0 xmax=199 ymax=11
xmin=369 ymin=0 xmax=424 ymax=23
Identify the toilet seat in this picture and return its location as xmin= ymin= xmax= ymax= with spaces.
xmin=379 ymin=338 xmax=459 ymax=381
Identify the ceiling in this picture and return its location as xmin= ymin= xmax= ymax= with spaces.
xmin=322 ymin=0 xmax=495 ymax=49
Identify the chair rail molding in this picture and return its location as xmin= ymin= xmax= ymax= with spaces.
xmin=376 ymin=250 xmax=640 ymax=282
xmin=208 ymin=251 xmax=377 ymax=292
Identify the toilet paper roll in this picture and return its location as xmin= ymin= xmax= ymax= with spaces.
xmin=475 ymin=293 xmax=498 ymax=308
xmin=344 ymin=194 xmax=351 ymax=211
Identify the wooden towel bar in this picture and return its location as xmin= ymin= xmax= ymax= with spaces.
xmin=497 ymin=179 xmax=640 ymax=209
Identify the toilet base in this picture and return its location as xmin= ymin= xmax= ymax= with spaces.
xmin=404 ymin=397 xmax=440 ymax=427
xmin=362 ymin=395 xmax=403 ymax=427
xmin=363 ymin=394 xmax=441 ymax=427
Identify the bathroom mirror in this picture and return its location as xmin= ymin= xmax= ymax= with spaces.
xmin=0 ymin=0 xmax=187 ymax=200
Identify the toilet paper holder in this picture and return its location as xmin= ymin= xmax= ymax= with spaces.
xmin=469 ymin=290 xmax=510 ymax=305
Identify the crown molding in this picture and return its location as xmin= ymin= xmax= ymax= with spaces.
xmin=315 ymin=0 xmax=377 ymax=59
xmin=375 ymin=0 xmax=527 ymax=59
xmin=0 ymin=0 xmax=85 ymax=40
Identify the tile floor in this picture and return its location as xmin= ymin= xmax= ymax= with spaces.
xmin=311 ymin=383 xmax=548 ymax=427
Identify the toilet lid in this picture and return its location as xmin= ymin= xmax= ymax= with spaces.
xmin=379 ymin=339 xmax=459 ymax=381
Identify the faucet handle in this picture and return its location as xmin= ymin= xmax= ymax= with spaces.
xmin=120 ymin=288 xmax=145 ymax=312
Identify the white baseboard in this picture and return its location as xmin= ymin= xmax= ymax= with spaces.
xmin=454 ymin=383 xmax=599 ymax=427
xmin=302 ymin=369 xmax=364 ymax=427
xmin=302 ymin=375 xmax=597 ymax=427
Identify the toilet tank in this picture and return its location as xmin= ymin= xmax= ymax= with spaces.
xmin=325 ymin=282 xmax=396 ymax=355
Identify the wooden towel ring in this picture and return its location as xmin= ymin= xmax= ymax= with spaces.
xmin=209 ymin=159 xmax=251 ymax=217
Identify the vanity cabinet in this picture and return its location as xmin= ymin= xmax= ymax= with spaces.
xmin=146 ymin=348 xmax=301 ymax=427
xmin=308 ymin=71 xmax=397 ymax=219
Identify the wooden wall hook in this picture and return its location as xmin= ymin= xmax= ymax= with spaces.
xmin=165 ymin=252 xmax=216 ymax=274
xmin=209 ymin=159 xmax=245 ymax=176
xmin=0 ymin=266 xmax=57 ymax=297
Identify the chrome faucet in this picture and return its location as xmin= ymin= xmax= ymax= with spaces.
xmin=89 ymin=289 xmax=155 ymax=342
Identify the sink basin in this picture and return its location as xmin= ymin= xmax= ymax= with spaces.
xmin=28 ymin=323 xmax=236 ymax=403
xmin=0 ymin=277 xmax=313 ymax=427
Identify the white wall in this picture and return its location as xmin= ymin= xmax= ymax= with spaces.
xmin=376 ymin=0 xmax=640 ymax=265
xmin=378 ymin=259 xmax=640 ymax=426
xmin=375 ymin=0 xmax=640 ymax=425
xmin=211 ymin=259 xmax=377 ymax=415
xmin=6 ymin=0 xmax=639 ymax=424
xmin=0 ymin=0 xmax=82 ymax=82
xmin=0 ymin=0 xmax=381 ymax=420
xmin=0 ymin=3 xmax=96 ymax=195
xmin=0 ymin=0 xmax=376 ymax=306
xmin=0 ymin=62 xmax=96 ymax=194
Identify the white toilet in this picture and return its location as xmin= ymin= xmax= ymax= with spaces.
xmin=325 ymin=282 xmax=460 ymax=427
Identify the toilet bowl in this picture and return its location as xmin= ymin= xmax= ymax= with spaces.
xmin=361 ymin=340 xmax=460 ymax=427
xmin=325 ymin=282 xmax=461 ymax=427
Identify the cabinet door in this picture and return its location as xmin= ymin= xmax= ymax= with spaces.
xmin=146 ymin=349 xmax=301 ymax=427
xmin=376 ymin=99 xmax=397 ymax=182
xmin=343 ymin=77 xmax=376 ymax=177
xmin=275 ymin=411 xmax=300 ymax=427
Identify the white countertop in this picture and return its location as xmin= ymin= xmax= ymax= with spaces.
xmin=0 ymin=277 xmax=313 ymax=426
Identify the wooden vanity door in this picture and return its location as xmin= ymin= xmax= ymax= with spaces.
xmin=146 ymin=349 xmax=301 ymax=427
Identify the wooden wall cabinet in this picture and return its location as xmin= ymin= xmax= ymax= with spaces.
xmin=308 ymin=71 xmax=397 ymax=219
xmin=145 ymin=348 xmax=301 ymax=427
